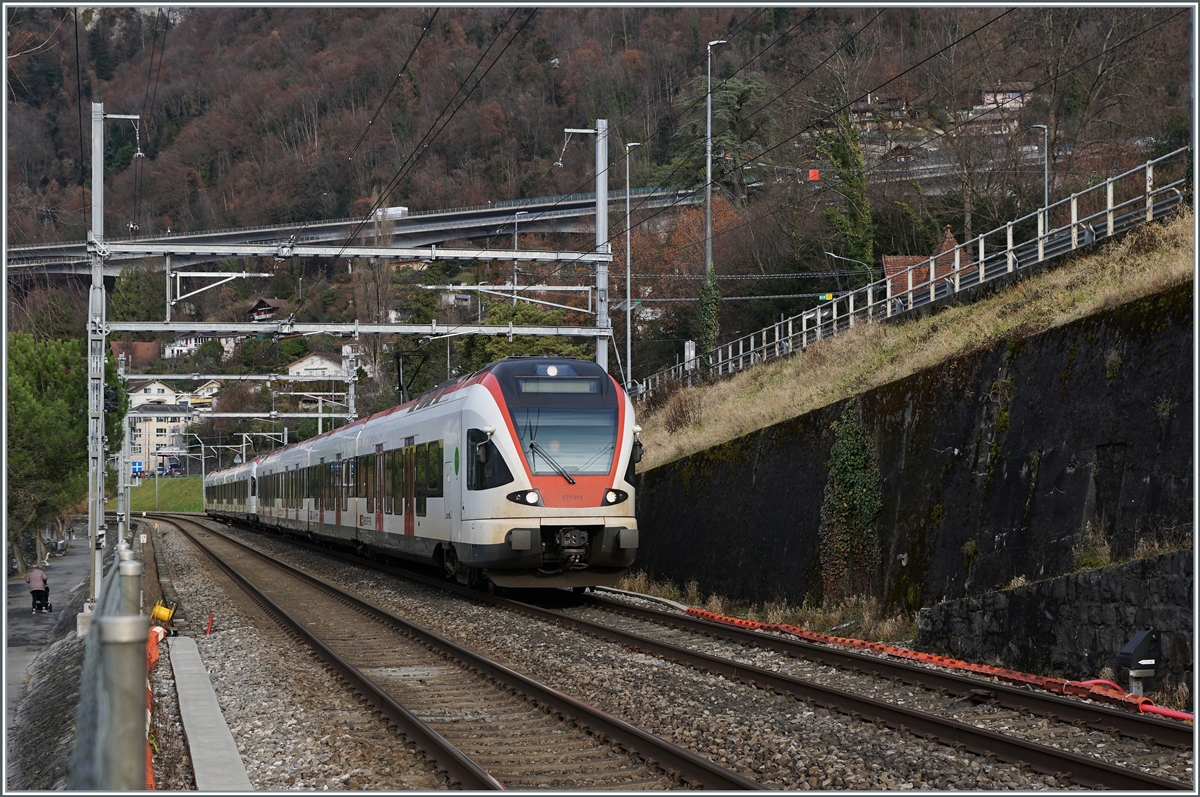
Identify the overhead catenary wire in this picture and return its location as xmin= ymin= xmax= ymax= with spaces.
xmin=332 ymin=8 xmax=535 ymax=261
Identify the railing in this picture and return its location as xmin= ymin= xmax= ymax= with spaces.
xmin=67 ymin=542 xmax=149 ymax=790
xmin=637 ymin=147 xmax=1190 ymax=400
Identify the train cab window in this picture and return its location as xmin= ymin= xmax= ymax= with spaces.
xmin=428 ymin=440 xmax=443 ymax=498
xmin=415 ymin=443 xmax=427 ymax=516
xmin=467 ymin=429 xmax=514 ymax=491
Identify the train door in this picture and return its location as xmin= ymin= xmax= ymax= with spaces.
xmin=403 ymin=442 xmax=416 ymax=536
xmin=374 ymin=445 xmax=385 ymax=533
xmin=334 ymin=458 xmax=343 ymax=529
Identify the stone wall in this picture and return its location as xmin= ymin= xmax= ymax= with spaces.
xmin=915 ymin=551 xmax=1192 ymax=690
xmin=635 ymin=282 xmax=1193 ymax=609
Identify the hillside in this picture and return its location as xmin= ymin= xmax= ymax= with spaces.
xmin=638 ymin=209 xmax=1194 ymax=470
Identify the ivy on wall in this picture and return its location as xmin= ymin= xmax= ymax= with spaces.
xmin=818 ymin=401 xmax=883 ymax=604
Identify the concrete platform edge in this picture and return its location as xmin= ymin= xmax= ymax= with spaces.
xmin=168 ymin=635 xmax=253 ymax=791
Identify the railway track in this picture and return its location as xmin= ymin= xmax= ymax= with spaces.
xmin=161 ymin=515 xmax=1193 ymax=790
xmin=165 ymin=515 xmax=760 ymax=790
xmin=570 ymin=595 xmax=1194 ymax=749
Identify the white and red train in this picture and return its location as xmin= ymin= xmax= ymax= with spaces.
xmin=204 ymin=356 xmax=642 ymax=589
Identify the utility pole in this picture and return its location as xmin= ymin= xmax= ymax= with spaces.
xmin=116 ymin=354 xmax=127 ymax=545
xmin=625 ymin=141 xmax=640 ymax=389
xmin=84 ymin=102 xmax=139 ymax=621
xmin=563 ymin=120 xmax=611 ymax=370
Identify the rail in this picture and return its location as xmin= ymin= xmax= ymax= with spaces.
xmin=67 ymin=541 xmax=149 ymax=790
xmin=637 ymin=147 xmax=1190 ymax=399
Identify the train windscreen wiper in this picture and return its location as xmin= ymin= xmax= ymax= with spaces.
xmin=529 ymin=440 xmax=576 ymax=484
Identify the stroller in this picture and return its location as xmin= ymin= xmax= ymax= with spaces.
xmin=32 ymin=586 xmax=52 ymax=613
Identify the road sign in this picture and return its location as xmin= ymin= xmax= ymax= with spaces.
xmin=131 ymin=461 xmax=144 ymax=476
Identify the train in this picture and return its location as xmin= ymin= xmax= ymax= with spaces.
xmin=204 ymin=356 xmax=642 ymax=589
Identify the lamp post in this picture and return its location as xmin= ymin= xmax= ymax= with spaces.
xmin=824 ymin=251 xmax=873 ymax=281
xmin=706 ymin=39 xmax=726 ymax=279
xmin=625 ymin=141 xmax=641 ymax=389
xmin=512 ymin=211 xmax=527 ymax=306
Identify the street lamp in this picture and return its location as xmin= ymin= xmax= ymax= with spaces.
xmin=513 ymin=211 xmax=528 ymax=306
xmin=1030 ymin=124 xmax=1048 ymax=210
xmin=824 ymin=251 xmax=873 ymax=280
xmin=625 ymin=141 xmax=641 ymax=389
xmin=706 ymin=39 xmax=726 ymax=279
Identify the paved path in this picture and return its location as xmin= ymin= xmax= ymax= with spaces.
xmin=5 ymin=543 xmax=93 ymax=737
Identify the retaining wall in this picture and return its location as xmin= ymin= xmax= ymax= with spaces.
xmin=635 ymin=281 xmax=1193 ymax=609
xmin=915 ymin=551 xmax=1193 ymax=689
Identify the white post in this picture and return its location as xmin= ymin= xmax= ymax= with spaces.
xmin=87 ymin=102 xmax=107 ymax=607
xmin=595 ymin=120 xmax=610 ymax=370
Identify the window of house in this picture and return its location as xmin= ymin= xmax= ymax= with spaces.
xmin=158 ymin=388 xmax=165 ymax=394
xmin=156 ymin=427 xmax=167 ymax=437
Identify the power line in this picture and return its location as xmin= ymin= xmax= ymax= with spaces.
xmin=634 ymin=271 xmax=865 ymax=280
xmin=333 ymin=9 xmax=535 ymax=259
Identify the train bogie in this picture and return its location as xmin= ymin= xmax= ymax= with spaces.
xmin=204 ymin=357 xmax=641 ymax=589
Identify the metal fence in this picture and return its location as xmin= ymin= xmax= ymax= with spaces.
xmin=637 ymin=147 xmax=1190 ymax=400
xmin=67 ymin=543 xmax=148 ymax=790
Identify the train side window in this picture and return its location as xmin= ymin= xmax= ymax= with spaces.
xmin=383 ymin=452 xmax=392 ymax=514
xmin=428 ymin=440 xmax=443 ymax=498
xmin=467 ymin=429 xmax=514 ymax=490
xmin=415 ymin=443 xmax=427 ymax=516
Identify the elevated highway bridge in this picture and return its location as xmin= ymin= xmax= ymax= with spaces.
xmin=6 ymin=186 xmax=700 ymax=277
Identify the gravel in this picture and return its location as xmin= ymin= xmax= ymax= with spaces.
xmin=171 ymin=521 xmax=1097 ymax=790
xmin=153 ymin=522 xmax=451 ymax=790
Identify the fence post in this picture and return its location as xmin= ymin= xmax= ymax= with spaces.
xmin=1107 ymin=179 xmax=1115 ymax=236
xmin=1071 ymin=194 xmax=1079 ymax=247
xmin=866 ymin=286 xmax=873 ymax=321
xmin=1006 ymin=222 xmax=1014 ymax=272
xmin=802 ymin=312 xmax=809 ymax=346
xmin=886 ymin=273 xmax=893 ymax=317
xmin=98 ymin=614 xmax=150 ymax=791
xmin=849 ymin=293 xmax=855 ymax=327
xmin=118 ymin=560 xmax=142 ymax=615
xmin=978 ymin=235 xmax=985 ymax=284
xmin=1037 ymin=210 xmax=1045 ymax=262
xmin=929 ymin=257 xmax=936 ymax=303
xmin=907 ymin=267 xmax=913 ymax=310
xmin=954 ymin=247 xmax=961 ymax=292
xmin=1145 ymin=162 xmax=1154 ymax=221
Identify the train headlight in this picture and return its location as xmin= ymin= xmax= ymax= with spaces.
xmin=602 ymin=489 xmax=629 ymax=506
xmin=506 ymin=489 xmax=543 ymax=507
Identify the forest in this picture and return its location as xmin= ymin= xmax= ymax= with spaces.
xmin=5 ymin=7 xmax=1192 ymax=478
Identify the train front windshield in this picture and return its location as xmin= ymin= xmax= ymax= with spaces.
xmin=511 ymin=406 xmax=618 ymax=476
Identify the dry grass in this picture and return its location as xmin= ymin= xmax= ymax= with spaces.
xmin=638 ymin=210 xmax=1194 ymax=470
xmin=615 ymin=572 xmax=918 ymax=645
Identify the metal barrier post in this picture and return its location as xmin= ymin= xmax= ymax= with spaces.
xmin=1107 ymin=180 xmax=1115 ymax=236
xmin=1145 ymin=163 xmax=1154 ymax=221
xmin=98 ymin=614 xmax=150 ymax=790
xmin=1071 ymin=194 xmax=1079 ymax=247
xmin=954 ymin=248 xmax=961 ymax=292
xmin=1007 ymin=222 xmax=1014 ymax=272
xmin=929 ymin=257 xmax=936 ymax=303
xmin=906 ymin=268 xmax=913 ymax=310
xmin=1037 ymin=211 xmax=1045 ymax=262
xmin=978 ymin=235 xmax=985 ymax=283
xmin=118 ymin=560 xmax=142 ymax=616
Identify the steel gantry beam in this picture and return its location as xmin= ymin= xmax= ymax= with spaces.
xmin=107 ymin=321 xmax=611 ymax=337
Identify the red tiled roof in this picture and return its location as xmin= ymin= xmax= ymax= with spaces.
xmin=880 ymin=226 xmax=973 ymax=297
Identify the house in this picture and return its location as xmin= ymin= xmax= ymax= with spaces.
xmin=287 ymin=352 xmax=345 ymax=378
xmin=216 ymin=334 xmax=248 ymax=360
xmin=341 ymin=341 xmax=376 ymax=378
xmin=126 ymin=402 xmax=194 ymax=462
xmin=163 ymin=333 xmax=209 ymax=359
xmin=980 ymin=83 xmax=1034 ymax=110
xmin=881 ymin=226 xmax=971 ymax=300
xmin=109 ymin=341 xmax=159 ymax=370
xmin=188 ymin=380 xmax=222 ymax=412
xmin=128 ymin=380 xmax=188 ymax=408
xmin=248 ymin=298 xmax=289 ymax=322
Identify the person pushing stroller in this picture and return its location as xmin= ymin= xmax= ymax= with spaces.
xmin=26 ymin=566 xmax=50 ymax=613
